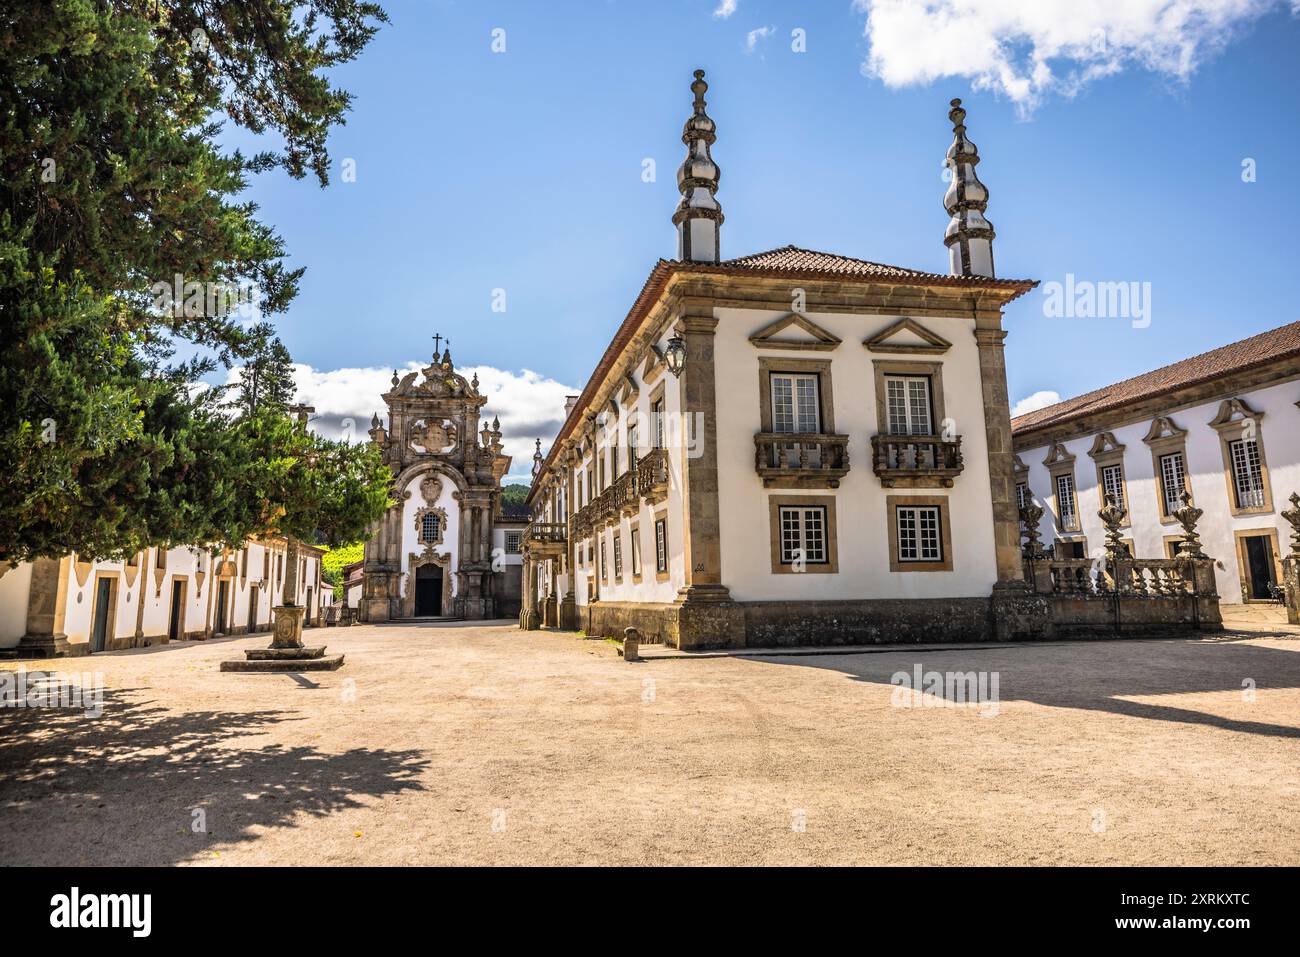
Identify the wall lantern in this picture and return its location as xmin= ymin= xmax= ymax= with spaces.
xmin=665 ymin=335 xmax=687 ymax=378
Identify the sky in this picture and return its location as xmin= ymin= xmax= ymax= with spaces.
xmin=217 ymin=0 xmax=1300 ymax=482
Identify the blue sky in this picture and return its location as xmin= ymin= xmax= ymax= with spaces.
xmin=219 ymin=0 xmax=1300 ymax=478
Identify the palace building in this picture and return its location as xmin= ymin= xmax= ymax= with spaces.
xmin=519 ymin=72 xmax=1052 ymax=649
xmin=1013 ymin=320 xmax=1300 ymax=606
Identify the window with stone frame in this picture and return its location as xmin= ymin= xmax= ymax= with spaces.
xmin=886 ymin=495 xmax=954 ymax=573
xmin=767 ymin=495 xmax=839 ymax=574
xmin=1158 ymin=451 xmax=1187 ymax=518
xmin=895 ymin=505 xmax=942 ymax=563
xmin=651 ymin=395 xmax=666 ymax=449
xmin=778 ymin=505 xmax=828 ymax=565
xmin=613 ymin=536 xmax=623 ymax=580
xmin=1015 ymin=482 xmax=1029 ymax=510
xmin=421 ymin=512 xmax=441 ymax=544
xmin=883 ymin=374 xmax=934 ymax=436
xmin=1100 ymin=463 xmax=1126 ymax=512
xmin=504 ymin=531 xmax=522 ymax=554
xmin=630 ymin=526 xmax=642 ymax=578
xmin=1227 ymin=438 xmax=1265 ymax=509
xmin=600 ymin=538 xmax=608 ymax=581
xmin=627 ymin=422 xmax=639 ymax=466
xmin=654 ymin=516 xmax=668 ymax=577
xmin=1054 ymin=472 xmax=1078 ymax=531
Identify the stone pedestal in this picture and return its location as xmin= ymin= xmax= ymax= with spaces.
xmin=14 ymin=632 xmax=84 ymax=659
xmin=220 ymin=605 xmax=344 ymax=672
xmin=989 ymin=580 xmax=1052 ymax=642
xmin=1284 ymin=556 xmax=1300 ymax=625
xmin=559 ymin=592 xmax=578 ymax=631
xmin=674 ymin=584 xmax=746 ymax=650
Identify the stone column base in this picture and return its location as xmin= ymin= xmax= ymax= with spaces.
xmin=989 ymin=581 xmax=1053 ymax=642
xmin=559 ymin=593 xmax=578 ymax=630
xmin=362 ymin=598 xmax=389 ymax=623
xmin=675 ymin=586 xmax=746 ymax=650
xmin=14 ymin=632 xmax=86 ymax=659
xmin=1284 ymin=556 xmax=1300 ymax=625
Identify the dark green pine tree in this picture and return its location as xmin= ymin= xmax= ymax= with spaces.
xmin=0 ymin=0 xmax=390 ymax=566
xmin=234 ymin=324 xmax=299 ymax=415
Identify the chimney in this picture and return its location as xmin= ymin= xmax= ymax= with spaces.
xmin=564 ymin=395 xmax=579 ymax=418
xmin=672 ymin=70 xmax=723 ymax=263
xmin=943 ymin=98 xmax=995 ymax=278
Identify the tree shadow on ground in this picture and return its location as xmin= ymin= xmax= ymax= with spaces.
xmin=743 ymin=638 xmax=1300 ymax=739
xmin=0 ymin=686 xmax=428 ymax=865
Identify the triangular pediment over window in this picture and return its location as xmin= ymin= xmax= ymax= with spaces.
xmin=1208 ymin=397 xmax=1263 ymax=429
xmin=1041 ymin=440 xmax=1076 ymax=468
xmin=748 ymin=313 xmax=841 ymax=352
xmin=863 ymin=317 xmax=952 ymax=355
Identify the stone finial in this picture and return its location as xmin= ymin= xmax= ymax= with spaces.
xmin=672 ymin=69 xmax=723 ymax=263
xmin=531 ymin=438 xmax=544 ymax=479
xmin=391 ymin=369 xmax=399 ymax=387
xmin=1282 ymin=492 xmax=1300 ymax=557
xmin=1172 ymin=489 xmax=1205 ymax=557
xmin=943 ymin=97 xmax=996 ymax=278
xmin=1099 ymin=491 xmax=1128 ymax=561
xmin=1018 ymin=497 xmax=1045 ymax=558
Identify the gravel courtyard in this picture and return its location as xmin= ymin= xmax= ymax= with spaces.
xmin=2 ymin=622 xmax=1298 ymax=866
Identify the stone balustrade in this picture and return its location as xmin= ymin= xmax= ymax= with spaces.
xmin=869 ymin=434 xmax=964 ymax=488
xmin=753 ymin=432 xmax=850 ymax=488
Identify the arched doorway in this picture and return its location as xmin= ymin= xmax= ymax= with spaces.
xmin=415 ymin=564 xmax=442 ymax=616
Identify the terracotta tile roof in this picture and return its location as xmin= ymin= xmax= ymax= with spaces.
xmin=526 ymin=246 xmax=1036 ymax=502
xmin=1011 ymin=320 xmax=1300 ymax=436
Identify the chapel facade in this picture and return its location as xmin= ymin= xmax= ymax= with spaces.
xmin=357 ymin=345 xmax=522 ymax=622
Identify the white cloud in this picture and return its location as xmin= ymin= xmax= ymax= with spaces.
xmin=1011 ymin=390 xmax=1062 ymax=418
xmin=745 ymin=24 xmax=775 ymax=53
xmin=854 ymin=0 xmax=1287 ymax=114
xmin=227 ymin=362 xmax=578 ymax=483
xmin=713 ymin=0 xmax=739 ymax=19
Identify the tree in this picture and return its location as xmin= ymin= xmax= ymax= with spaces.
xmin=233 ymin=324 xmax=298 ymax=415
xmin=1 ymin=0 xmax=388 ymax=565
xmin=500 ymin=484 xmax=531 ymax=507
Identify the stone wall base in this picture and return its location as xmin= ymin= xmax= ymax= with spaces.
xmin=1049 ymin=594 xmax=1223 ymax=638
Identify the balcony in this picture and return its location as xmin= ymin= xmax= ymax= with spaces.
xmin=523 ymin=521 xmax=567 ymax=560
xmin=635 ymin=448 xmax=670 ymax=505
xmin=870 ymin=434 xmax=964 ymax=488
xmin=754 ymin=432 xmax=851 ymax=489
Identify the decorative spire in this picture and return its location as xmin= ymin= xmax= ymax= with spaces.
xmin=672 ymin=69 xmax=723 ymax=264
xmin=391 ymin=369 xmax=399 ymax=388
xmin=943 ymin=98 xmax=996 ymax=278
xmin=531 ymin=438 xmax=543 ymax=479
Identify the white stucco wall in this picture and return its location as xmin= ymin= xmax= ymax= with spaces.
xmin=714 ymin=307 xmax=999 ymax=600
xmin=1017 ymin=376 xmax=1300 ymax=604
xmin=0 ymin=541 xmax=324 ymax=651
xmin=397 ymin=468 xmax=461 ymax=602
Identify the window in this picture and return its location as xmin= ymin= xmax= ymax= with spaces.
xmin=770 ymin=373 xmax=820 ymax=434
xmin=1055 ymin=473 xmax=1077 ymax=531
xmin=654 ymin=518 xmax=668 ymax=575
xmin=652 ymin=397 xmax=666 ymax=448
xmin=611 ymin=439 xmax=620 ymax=476
xmin=587 ymin=465 xmax=595 ymax=503
xmin=1015 ymin=482 xmax=1029 ymax=510
xmin=630 ymin=528 xmax=642 ymax=577
xmin=504 ymin=531 xmax=522 ymax=554
xmin=886 ymin=496 xmax=953 ymax=572
xmin=627 ymin=423 xmax=639 ymax=464
xmin=1228 ymin=438 xmax=1265 ymax=509
xmin=600 ymin=538 xmax=608 ymax=581
xmin=156 ymin=547 xmax=168 ymax=569
xmin=778 ymin=506 xmax=827 ymax=565
xmin=421 ymin=512 xmax=440 ymax=543
xmin=1158 ymin=452 xmax=1186 ymax=517
xmin=896 ymin=505 xmax=942 ymax=563
xmin=1100 ymin=463 xmax=1125 ymax=510
xmin=613 ymin=537 xmax=623 ymax=580
xmin=884 ymin=375 xmax=933 ymax=436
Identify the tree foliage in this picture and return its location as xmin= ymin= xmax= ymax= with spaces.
xmin=1 ymin=0 xmax=389 ymax=564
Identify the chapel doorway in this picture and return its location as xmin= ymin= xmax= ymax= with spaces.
xmin=90 ymin=577 xmax=116 ymax=653
xmin=415 ymin=564 xmax=443 ymax=617
xmin=168 ymin=580 xmax=186 ymax=641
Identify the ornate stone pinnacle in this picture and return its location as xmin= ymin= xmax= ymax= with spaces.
xmin=673 ymin=68 xmax=722 ymax=263
xmin=1018 ymin=497 xmax=1045 ymax=558
xmin=1172 ymin=489 xmax=1204 ymax=557
xmin=943 ymin=96 xmax=995 ymax=278
xmin=1099 ymin=491 xmax=1128 ymax=559
xmin=391 ymin=369 xmax=399 ymax=387
xmin=1281 ymin=492 xmax=1300 ymax=557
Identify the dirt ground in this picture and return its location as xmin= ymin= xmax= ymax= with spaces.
xmin=2 ymin=621 xmax=1298 ymax=866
